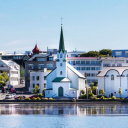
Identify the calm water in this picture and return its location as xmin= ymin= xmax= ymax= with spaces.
xmin=0 ymin=103 xmax=128 ymax=128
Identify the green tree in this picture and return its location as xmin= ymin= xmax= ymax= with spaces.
xmin=33 ymin=85 xmax=40 ymax=94
xmin=99 ymin=49 xmax=112 ymax=56
xmin=80 ymin=51 xmax=99 ymax=57
xmin=99 ymin=89 xmax=105 ymax=95
xmin=118 ymin=88 xmax=122 ymax=98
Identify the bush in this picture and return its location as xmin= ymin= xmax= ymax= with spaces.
xmin=90 ymin=96 xmax=96 ymax=100
xmin=25 ymin=97 xmax=31 ymax=100
xmin=112 ymin=96 xmax=116 ymax=100
xmin=101 ymin=96 xmax=105 ymax=99
xmin=49 ymin=97 xmax=54 ymax=100
xmin=42 ymin=89 xmax=46 ymax=97
xmin=42 ymin=98 xmax=48 ymax=100
xmin=39 ymin=93 xmax=43 ymax=97
xmin=32 ymin=97 xmax=37 ymax=100
xmin=97 ymin=95 xmax=107 ymax=98
xmin=37 ymin=97 xmax=41 ymax=100
xmin=79 ymin=93 xmax=94 ymax=99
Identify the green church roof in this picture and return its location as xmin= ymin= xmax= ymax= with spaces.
xmin=59 ymin=25 xmax=66 ymax=53
xmin=52 ymin=77 xmax=71 ymax=82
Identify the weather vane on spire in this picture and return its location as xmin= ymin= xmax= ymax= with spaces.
xmin=60 ymin=16 xmax=63 ymax=25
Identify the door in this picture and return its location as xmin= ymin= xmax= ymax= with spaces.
xmin=58 ymin=87 xmax=63 ymax=96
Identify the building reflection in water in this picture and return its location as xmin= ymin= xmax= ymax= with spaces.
xmin=0 ymin=104 xmax=128 ymax=116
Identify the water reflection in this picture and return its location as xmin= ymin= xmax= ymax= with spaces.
xmin=0 ymin=104 xmax=128 ymax=116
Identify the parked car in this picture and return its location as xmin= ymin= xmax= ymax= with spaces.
xmin=11 ymin=93 xmax=16 ymax=98
xmin=29 ymin=95 xmax=39 ymax=99
xmin=5 ymin=94 xmax=12 ymax=99
xmin=11 ymin=88 xmax=16 ymax=93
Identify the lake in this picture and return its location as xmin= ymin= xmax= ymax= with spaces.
xmin=0 ymin=103 xmax=128 ymax=128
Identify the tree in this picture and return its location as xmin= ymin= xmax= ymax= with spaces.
xmin=99 ymin=49 xmax=112 ymax=56
xmin=118 ymin=88 xmax=122 ymax=98
xmin=80 ymin=51 xmax=99 ymax=57
xmin=33 ymin=85 xmax=40 ymax=94
xmin=99 ymin=89 xmax=105 ymax=95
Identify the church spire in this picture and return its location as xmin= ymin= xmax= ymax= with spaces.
xmin=59 ymin=25 xmax=65 ymax=53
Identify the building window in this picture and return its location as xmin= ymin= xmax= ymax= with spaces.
xmin=60 ymin=71 xmax=63 ymax=75
xmin=126 ymin=60 xmax=128 ymax=63
xmin=49 ymin=57 xmax=53 ymax=61
xmin=60 ymin=63 xmax=62 ymax=66
xmin=84 ymin=73 xmax=87 ymax=77
xmin=32 ymin=76 xmax=35 ymax=81
xmin=81 ymin=67 xmax=85 ymax=70
xmin=76 ymin=67 xmax=80 ymax=70
xmin=47 ymin=64 xmax=53 ymax=67
xmin=125 ymin=51 xmax=128 ymax=55
xmin=68 ymin=61 xmax=70 ymax=64
xmin=37 ymin=83 xmax=39 ymax=87
xmin=36 ymin=76 xmax=39 ymax=80
xmin=86 ymin=67 xmax=90 ymax=70
xmin=44 ymin=83 xmax=46 ymax=88
xmin=86 ymin=61 xmax=90 ymax=64
xmin=38 ymin=64 xmax=44 ymax=69
xmin=76 ymin=61 xmax=80 ymax=64
xmin=33 ymin=84 xmax=35 ymax=88
xmin=91 ymin=73 xmax=95 ymax=77
xmin=91 ymin=61 xmax=95 ymax=64
xmin=87 ymin=79 xmax=90 ymax=83
xmin=115 ymin=51 xmax=122 ymax=56
xmin=37 ymin=58 xmax=46 ymax=61
xmin=103 ymin=64 xmax=110 ymax=67
xmin=91 ymin=67 xmax=95 ymax=70
xmin=81 ymin=61 xmax=85 ymax=64
xmin=87 ymin=73 xmax=90 ymax=77
xmin=60 ymin=54 xmax=62 ymax=58
xmin=96 ymin=67 xmax=100 ymax=70
xmin=111 ymin=75 xmax=114 ymax=80
xmin=117 ymin=63 xmax=122 ymax=67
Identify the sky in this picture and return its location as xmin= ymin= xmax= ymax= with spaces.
xmin=0 ymin=0 xmax=128 ymax=53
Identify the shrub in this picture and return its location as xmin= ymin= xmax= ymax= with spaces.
xmin=39 ymin=93 xmax=43 ymax=97
xmin=49 ymin=97 xmax=54 ymax=100
xmin=99 ymin=89 xmax=105 ymax=95
xmin=32 ymin=97 xmax=37 ymax=100
xmin=101 ymin=96 xmax=105 ymax=100
xmin=25 ymin=97 xmax=31 ymax=100
xmin=90 ymin=96 xmax=96 ymax=100
xmin=79 ymin=93 xmax=94 ymax=99
xmin=112 ymin=96 xmax=116 ymax=100
xmin=42 ymin=89 xmax=46 ymax=97
xmin=97 ymin=95 xmax=107 ymax=98
xmin=37 ymin=97 xmax=41 ymax=100
xmin=42 ymin=98 xmax=48 ymax=100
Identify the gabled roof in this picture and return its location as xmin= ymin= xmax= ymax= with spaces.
xmin=52 ymin=77 xmax=71 ymax=82
xmin=28 ymin=54 xmax=49 ymax=61
xmin=67 ymin=63 xmax=85 ymax=79
xmin=97 ymin=67 xmax=128 ymax=77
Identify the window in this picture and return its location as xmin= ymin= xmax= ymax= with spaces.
xmin=81 ymin=67 xmax=85 ymax=70
xmin=60 ymin=71 xmax=63 ymax=75
xmin=86 ymin=67 xmax=90 ymax=70
xmin=37 ymin=58 xmax=46 ymax=61
xmin=76 ymin=61 xmax=80 ymax=64
xmin=71 ymin=61 xmax=75 ymax=65
xmin=60 ymin=54 xmax=62 ymax=58
xmin=117 ymin=63 xmax=122 ymax=67
xmin=125 ymin=51 xmax=128 ymax=55
xmin=96 ymin=67 xmax=100 ymax=70
xmin=126 ymin=60 xmax=128 ymax=63
xmin=36 ymin=76 xmax=39 ymax=80
xmin=111 ymin=75 xmax=114 ymax=80
xmin=87 ymin=73 xmax=90 ymax=77
xmin=76 ymin=67 xmax=80 ymax=70
xmin=112 ymin=64 xmax=115 ymax=67
xmin=91 ymin=67 xmax=95 ymax=70
xmin=91 ymin=61 xmax=95 ymax=64
xmin=81 ymin=61 xmax=85 ymax=64
xmin=33 ymin=76 xmax=35 ymax=81
xmin=47 ymin=64 xmax=53 ymax=67
xmin=60 ymin=63 xmax=62 ymax=66
xmin=84 ymin=73 xmax=87 ymax=77
xmin=28 ymin=64 xmax=34 ymax=69
xmin=91 ymin=73 xmax=95 ymax=77
xmin=33 ymin=84 xmax=35 ymax=88
xmin=68 ymin=61 xmax=70 ymax=64
xmin=103 ymin=64 xmax=110 ymax=67
xmin=49 ymin=57 xmax=53 ymax=61
xmin=115 ymin=51 xmax=122 ymax=56
xmin=44 ymin=83 xmax=46 ymax=88
xmin=96 ymin=61 xmax=100 ymax=64
xmin=38 ymin=64 xmax=44 ymax=69
xmin=86 ymin=61 xmax=90 ymax=64
xmin=87 ymin=79 xmax=91 ymax=83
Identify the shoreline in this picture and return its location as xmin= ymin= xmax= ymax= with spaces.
xmin=0 ymin=100 xmax=128 ymax=104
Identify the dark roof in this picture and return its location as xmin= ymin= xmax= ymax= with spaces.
xmin=32 ymin=44 xmax=40 ymax=54
xmin=52 ymin=77 xmax=71 ymax=82
xmin=59 ymin=25 xmax=66 ymax=53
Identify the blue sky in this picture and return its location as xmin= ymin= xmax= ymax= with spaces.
xmin=0 ymin=0 xmax=128 ymax=53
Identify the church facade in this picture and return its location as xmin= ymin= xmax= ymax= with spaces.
xmin=45 ymin=25 xmax=86 ymax=98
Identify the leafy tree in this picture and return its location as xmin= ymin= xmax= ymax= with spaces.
xmin=99 ymin=49 xmax=112 ymax=56
xmin=118 ymin=88 xmax=122 ymax=98
xmin=33 ymin=85 xmax=40 ymax=94
xmin=80 ymin=51 xmax=99 ymax=57
xmin=99 ymin=89 xmax=105 ymax=95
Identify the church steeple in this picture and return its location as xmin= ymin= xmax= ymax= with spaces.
xmin=59 ymin=25 xmax=65 ymax=53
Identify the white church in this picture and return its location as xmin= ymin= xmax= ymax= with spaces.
xmin=45 ymin=25 xmax=86 ymax=98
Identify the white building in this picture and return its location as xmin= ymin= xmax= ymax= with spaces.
xmin=45 ymin=25 xmax=86 ymax=98
xmin=29 ymin=68 xmax=48 ymax=93
xmin=67 ymin=50 xmax=85 ymax=57
xmin=97 ymin=67 xmax=128 ymax=98
xmin=0 ymin=60 xmax=20 ymax=86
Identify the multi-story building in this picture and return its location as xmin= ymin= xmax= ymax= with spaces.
xmin=25 ymin=54 xmax=56 ymax=90
xmin=0 ymin=60 xmax=20 ymax=86
xmin=67 ymin=57 xmax=101 ymax=85
xmin=112 ymin=50 xmax=128 ymax=57
xmin=67 ymin=50 xmax=85 ymax=57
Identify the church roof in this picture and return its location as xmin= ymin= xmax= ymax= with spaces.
xmin=67 ymin=63 xmax=85 ymax=79
xmin=59 ymin=25 xmax=66 ymax=53
xmin=52 ymin=77 xmax=71 ymax=82
xmin=32 ymin=44 xmax=40 ymax=54
xmin=97 ymin=67 xmax=128 ymax=77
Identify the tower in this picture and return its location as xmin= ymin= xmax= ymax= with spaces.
xmin=56 ymin=25 xmax=67 ymax=77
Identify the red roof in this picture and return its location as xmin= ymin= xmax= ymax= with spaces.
xmin=67 ymin=57 xmax=99 ymax=60
xmin=32 ymin=44 xmax=40 ymax=54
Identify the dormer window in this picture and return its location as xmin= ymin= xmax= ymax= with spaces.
xmin=60 ymin=54 xmax=62 ymax=58
xmin=111 ymin=75 xmax=114 ymax=80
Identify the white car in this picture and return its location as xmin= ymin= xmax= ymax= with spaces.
xmin=11 ymin=93 xmax=16 ymax=98
xmin=5 ymin=94 xmax=12 ymax=99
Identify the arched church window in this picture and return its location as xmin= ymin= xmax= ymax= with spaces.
xmin=60 ymin=71 xmax=63 ymax=75
xmin=60 ymin=54 xmax=62 ymax=58
xmin=60 ymin=63 xmax=62 ymax=66
xmin=111 ymin=75 xmax=114 ymax=80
